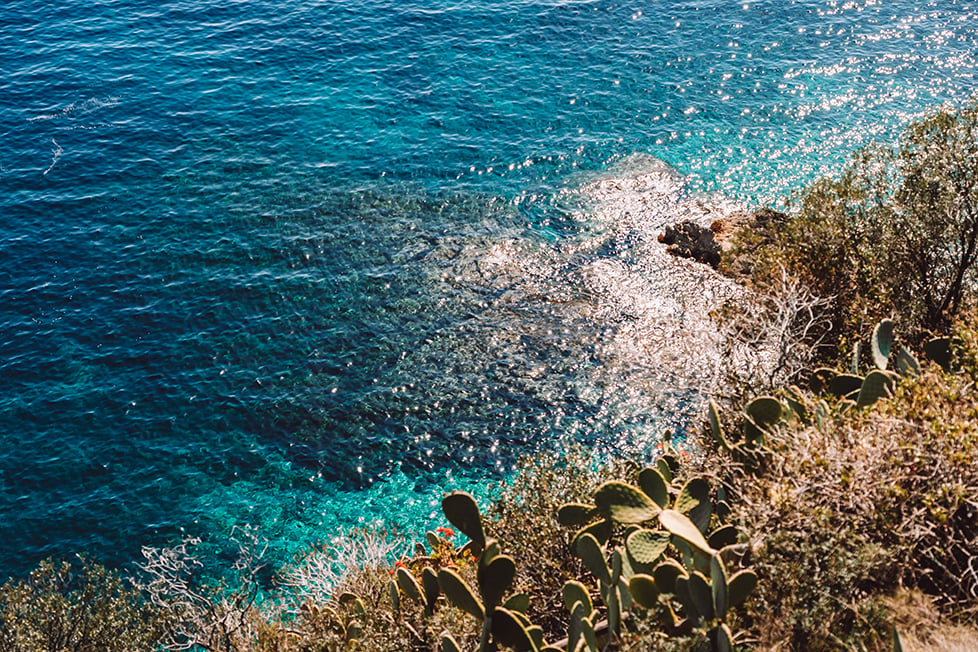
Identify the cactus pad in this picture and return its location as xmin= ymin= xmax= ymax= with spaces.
xmin=923 ymin=336 xmax=952 ymax=371
xmin=422 ymin=567 xmax=440 ymax=615
xmin=711 ymin=555 xmax=728 ymax=620
xmin=491 ymin=607 xmax=538 ymax=652
xmin=746 ymin=396 xmax=782 ymax=428
xmin=628 ymin=574 xmax=660 ymax=609
xmin=395 ymin=567 xmax=424 ymax=605
xmin=652 ymin=559 xmax=687 ymax=593
xmin=856 ymin=369 xmax=896 ymax=407
xmin=556 ymin=503 xmax=596 ymax=527
xmin=675 ymin=571 xmax=713 ymax=624
xmin=437 ymin=568 xmax=485 ymax=620
xmin=872 ymin=319 xmax=894 ymax=369
xmin=708 ymin=399 xmax=730 ymax=451
xmin=707 ymin=524 xmax=739 ymax=550
xmin=479 ymin=554 xmax=516 ymax=609
xmin=710 ymin=623 xmax=734 ymax=652
xmin=572 ymin=518 xmax=613 ymax=551
xmin=626 ymin=528 xmax=671 ymax=565
xmin=727 ymin=569 xmax=758 ymax=607
xmin=504 ymin=593 xmax=530 ymax=614
xmin=562 ymin=580 xmax=592 ymax=614
xmin=441 ymin=491 xmax=486 ymax=554
xmin=674 ymin=477 xmax=712 ymax=533
xmin=827 ymin=373 xmax=864 ymax=398
xmin=638 ymin=467 xmax=670 ymax=508
xmin=895 ymin=345 xmax=920 ymax=377
xmin=659 ymin=509 xmax=714 ymax=555
xmin=440 ymin=631 xmax=463 ymax=652
xmin=574 ymin=533 xmax=611 ymax=584
xmin=594 ymin=481 xmax=660 ymax=524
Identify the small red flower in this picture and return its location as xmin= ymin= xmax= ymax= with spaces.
xmin=435 ymin=526 xmax=455 ymax=538
xmin=395 ymin=560 xmax=406 ymax=569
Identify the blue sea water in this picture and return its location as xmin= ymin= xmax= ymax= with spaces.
xmin=2 ymin=0 xmax=977 ymax=579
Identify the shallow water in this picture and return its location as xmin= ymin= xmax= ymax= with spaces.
xmin=2 ymin=0 xmax=977 ymax=578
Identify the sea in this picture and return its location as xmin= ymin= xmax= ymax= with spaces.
xmin=1 ymin=0 xmax=976 ymax=580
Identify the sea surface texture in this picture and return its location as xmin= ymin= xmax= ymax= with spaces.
xmin=2 ymin=0 xmax=977 ymax=578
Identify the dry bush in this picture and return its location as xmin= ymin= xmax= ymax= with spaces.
xmin=278 ymin=525 xmax=405 ymax=608
xmin=708 ymin=352 xmax=978 ymax=649
xmin=137 ymin=527 xmax=268 ymax=651
xmin=715 ymin=266 xmax=832 ymax=397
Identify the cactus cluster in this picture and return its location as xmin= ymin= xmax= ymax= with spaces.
xmin=706 ymin=396 xmax=780 ymax=475
xmin=806 ymin=319 xmax=927 ymax=411
xmin=424 ymin=491 xmax=555 ymax=652
xmin=557 ymin=454 xmax=757 ymax=651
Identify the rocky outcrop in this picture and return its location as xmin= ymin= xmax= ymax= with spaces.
xmin=657 ymin=220 xmax=722 ymax=268
xmin=658 ymin=208 xmax=787 ymax=271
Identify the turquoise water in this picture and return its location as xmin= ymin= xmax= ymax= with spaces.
xmin=2 ymin=0 xmax=977 ymax=579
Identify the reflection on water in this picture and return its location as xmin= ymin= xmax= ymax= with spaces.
xmin=298 ymin=154 xmax=747 ymax=490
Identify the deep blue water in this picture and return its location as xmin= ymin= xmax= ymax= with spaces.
xmin=2 ymin=0 xmax=977 ymax=579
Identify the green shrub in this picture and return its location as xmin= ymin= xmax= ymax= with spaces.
xmin=699 ymin=319 xmax=978 ymax=648
xmin=0 ymin=557 xmax=163 ymax=651
xmin=727 ymin=100 xmax=978 ymax=346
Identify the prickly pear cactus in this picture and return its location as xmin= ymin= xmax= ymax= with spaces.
xmin=593 ymin=481 xmax=660 ymax=524
xmin=856 ymin=369 xmax=896 ymax=407
xmin=872 ymin=318 xmax=894 ymax=370
xmin=441 ymin=491 xmax=486 ymax=555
